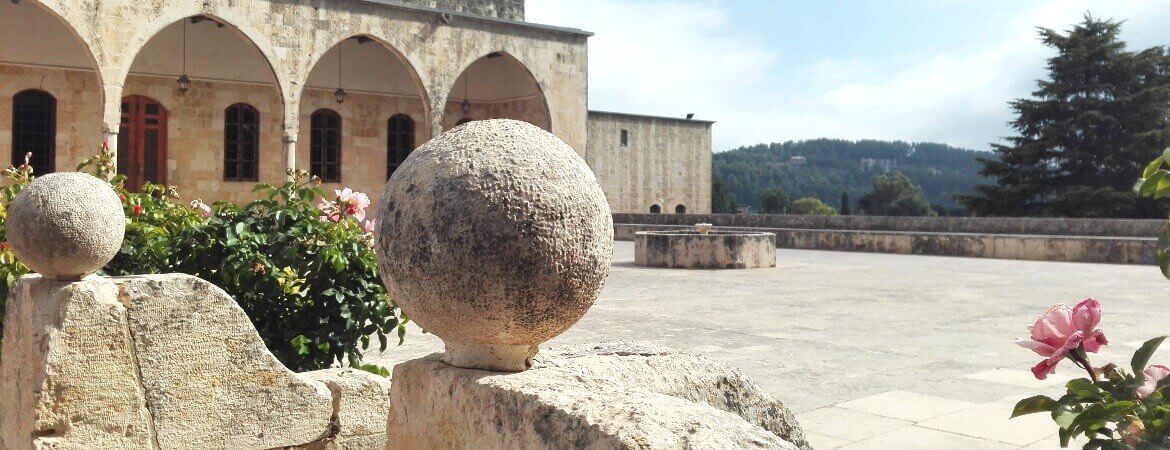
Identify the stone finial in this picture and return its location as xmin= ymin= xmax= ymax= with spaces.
xmin=6 ymin=172 xmax=125 ymax=280
xmin=375 ymin=119 xmax=614 ymax=372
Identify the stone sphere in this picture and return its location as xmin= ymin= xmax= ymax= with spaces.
xmin=376 ymin=119 xmax=613 ymax=371
xmin=7 ymin=172 xmax=125 ymax=280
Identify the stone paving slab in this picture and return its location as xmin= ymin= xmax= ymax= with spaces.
xmin=371 ymin=242 xmax=1170 ymax=448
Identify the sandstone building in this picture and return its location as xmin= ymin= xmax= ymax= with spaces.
xmin=0 ymin=0 xmax=711 ymax=213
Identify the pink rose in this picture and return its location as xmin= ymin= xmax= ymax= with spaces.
xmin=189 ymin=199 xmax=212 ymax=218
xmin=362 ymin=220 xmax=376 ymax=235
xmin=1136 ymin=365 xmax=1170 ymax=399
xmin=1016 ymin=298 xmax=1108 ymax=380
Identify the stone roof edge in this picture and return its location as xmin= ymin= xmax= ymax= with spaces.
xmin=357 ymin=0 xmax=595 ymax=37
xmin=588 ymin=110 xmax=717 ymax=125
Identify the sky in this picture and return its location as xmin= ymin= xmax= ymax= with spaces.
xmin=526 ymin=0 xmax=1170 ymax=152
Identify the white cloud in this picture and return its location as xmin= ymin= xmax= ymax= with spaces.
xmin=528 ymin=0 xmax=1170 ymax=151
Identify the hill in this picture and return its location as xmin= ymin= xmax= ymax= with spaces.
xmin=714 ymin=139 xmax=986 ymax=212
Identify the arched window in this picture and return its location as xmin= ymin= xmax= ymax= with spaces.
xmin=224 ymin=103 xmax=259 ymax=181
xmin=12 ymin=90 xmax=56 ymax=175
xmin=387 ymin=114 xmax=414 ymax=178
xmin=310 ymin=109 xmax=342 ymax=182
xmin=675 ymin=204 xmax=686 ymax=214
xmin=650 ymin=204 xmax=661 ymax=214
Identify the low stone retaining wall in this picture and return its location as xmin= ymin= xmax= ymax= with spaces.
xmin=615 ymin=224 xmax=1157 ymax=265
xmin=614 ymin=213 xmax=1165 ymax=238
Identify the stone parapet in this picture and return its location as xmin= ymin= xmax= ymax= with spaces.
xmin=615 ymin=224 xmax=1156 ymax=265
xmin=614 ymin=213 xmax=1165 ymax=238
xmin=387 ymin=343 xmax=809 ymax=449
xmin=0 ymin=274 xmax=345 ymax=449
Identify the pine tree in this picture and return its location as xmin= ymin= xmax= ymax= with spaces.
xmin=960 ymin=15 xmax=1170 ymax=218
xmin=859 ymin=172 xmax=936 ymax=216
xmin=839 ymin=191 xmax=852 ymax=215
xmin=759 ymin=188 xmax=790 ymax=214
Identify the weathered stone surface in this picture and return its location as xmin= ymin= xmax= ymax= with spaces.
xmin=387 ymin=343 xmax=809 ymax=449
xmin=635 ymin=231 xmax=777 ymax=269
xmin=301 ymin=368 xmax=392 ymax=449
xmin=118 ymin=274 xmax=333 ymax=449
xmin=0 ymin=275 xmax=154 ymax=449
xmin=376 ymin=119 xmax=614 ymax=371
xmin=6 ymin=172 xmax=125 ymax=280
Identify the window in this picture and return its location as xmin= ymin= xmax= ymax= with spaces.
xmin=310 ymin=109 xmax=342 ymax=182
xmin=387 ymin=114 xmax=414 ymax=178
xmin=675 ymin=204 xmax=686 ymax=214
xmin=224 ymin=103 xmax=259 ymax=181
xmin=620 ymin=129 xmax=629 ymax=147
xmin=650 ymin=204 xmax=661 ymax=214
xmin=12 ymin=90 xmax=56 ymax=175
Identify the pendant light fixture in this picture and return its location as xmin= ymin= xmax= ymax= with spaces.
xmin=177 ymin=19 xmax=191 ymax=93
xmin=334 ymin=39 xmax=347 ymax=104
xmin=460 ymin=75 xmax=471 ymax=116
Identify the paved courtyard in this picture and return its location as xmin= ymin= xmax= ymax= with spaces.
xmin=371 ymin=241 xmax=1170 ymax=449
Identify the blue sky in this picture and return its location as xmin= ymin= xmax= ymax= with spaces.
xmin=527 ymin=0 xmax=1170 ymax=151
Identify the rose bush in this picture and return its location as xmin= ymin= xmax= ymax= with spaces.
xmin=0 ymin=146 xmax=405 ymax=373
xmin=1012 ymin=298 xmax=1169 ymax=449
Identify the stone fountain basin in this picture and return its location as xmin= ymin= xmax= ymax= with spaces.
xmin=634 ymin=231 xmax=777 ymax=269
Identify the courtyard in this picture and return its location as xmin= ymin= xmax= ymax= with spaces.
xmin=372 ymin=241 xmax=1170 ymax=449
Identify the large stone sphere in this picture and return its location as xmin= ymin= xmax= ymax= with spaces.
xmin=7 ymin=172 xmax=125 ymax=280
xmin=376 ymin=119 xmax=613 ymax=371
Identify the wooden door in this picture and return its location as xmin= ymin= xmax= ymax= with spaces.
xmin=118 ymin=96 xmax=167 ymax=192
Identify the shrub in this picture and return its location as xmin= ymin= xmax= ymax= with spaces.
xmin=789 ymin=197 xmax=837 ymax=216
xmin=759 ymin=188 xmax=791 ymax=214
xmin=858 ymin=171 xmax=937 ymax=216
xmin=0 ymin=147 xmax=405 ymax=372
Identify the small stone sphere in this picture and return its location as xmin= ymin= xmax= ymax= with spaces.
xmin=376 ymin=119 xmax=614 ymax=371
xmin=7 ymin=172 xmax=126 ymax=280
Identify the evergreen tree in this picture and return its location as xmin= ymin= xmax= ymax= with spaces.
xmin=858 ymin=172 xmax=937 ymax=216
xmin=711 ymin=179 xmax=738 ymax=213
xmin=790 ymin=197 xmax=838 ymax=216
xmin=759 ymin=188 xmax=790 ymax=214
xmin=839 ymin=191 xmax=852 ymax=215
xmin=959 ymin=15 xmax=1170 ymax=218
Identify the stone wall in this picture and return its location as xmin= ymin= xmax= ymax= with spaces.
xmin=0 ymin=65 xmax=103 ymax=174
xmin=614 ymin=213 xmax=1165 ymax=238
xmin=2 ymin=0 xmax=588 ymax=202
xmin=586 ymin=111 xmax=713 ymax=214
xmin=615 ymin=224 xmax=1157 ymax=265
xmin=298 ymin=88 xmax=430 ymax=203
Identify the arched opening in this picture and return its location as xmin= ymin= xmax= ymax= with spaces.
xmin=1 ymin=1 xmax=102 ymax=174
xmin=123 ymin=15 xmax=282 ymax=200
xmin=650 ymin=204 xmax=662 ymax=214
xmin=301 ymin=36 xmax=429 ymax=195
xmin=675 ymin=204 xmax=687 ymax=214
xmin=445 ymin=52 xmax=551 ymax=131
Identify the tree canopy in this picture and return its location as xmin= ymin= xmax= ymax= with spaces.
xmin=959 ymin=15 xmax=1170 ymax=218
xmin=858 ymin=172 xmax=937 ymax=217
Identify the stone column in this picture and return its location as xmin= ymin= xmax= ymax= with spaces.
xmin=104 ymin=129 xmax=119 ymax=161
xmin=283 ymin=133 xmax=297 ymax=179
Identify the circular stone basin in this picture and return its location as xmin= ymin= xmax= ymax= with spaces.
xmin=634 ymin=231 xmax=777 ymax=269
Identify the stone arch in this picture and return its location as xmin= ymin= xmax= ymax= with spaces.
xmin=441 ymin=50 xmax=552 ymax=133
xmin=114 ymin=11 xmax=288 ymax=131
xmin=2 ymin=0 xmax=105 ymax=171
xmin=296 ymin=34 xmax=432 ymax=143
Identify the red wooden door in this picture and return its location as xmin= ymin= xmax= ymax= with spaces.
xmin=118 ymin=96 xmax=168 ymax=192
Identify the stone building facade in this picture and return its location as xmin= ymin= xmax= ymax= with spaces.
xmin=586 ymin=111 xmax=713 ymax=214
xmin=0 ymin=0 xmax=711 ymax=211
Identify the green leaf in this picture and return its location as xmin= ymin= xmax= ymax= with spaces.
xmin=1012 ymin=395 xmax=1059 ymax=418
xmin=1133 ymin=336 xmax=1167 ymax=378
xmin=1052 ymin=405 xmax=1079 ymax=429
xmin=1146 ymin=155 xmax=1166 ymax=178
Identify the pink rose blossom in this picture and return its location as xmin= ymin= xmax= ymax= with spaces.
xmin=189 ymin=199 xmax=212 ymax=218
xmin=334 ymin=188 xmax=371 ymax=221
xmin=1136 ymin=365 xmax=1170 ymax=399
xmin=362 ymin=220 xmax=376 ymax=235
xmin=1015 ymin=298 xmax=1108 ymax=380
